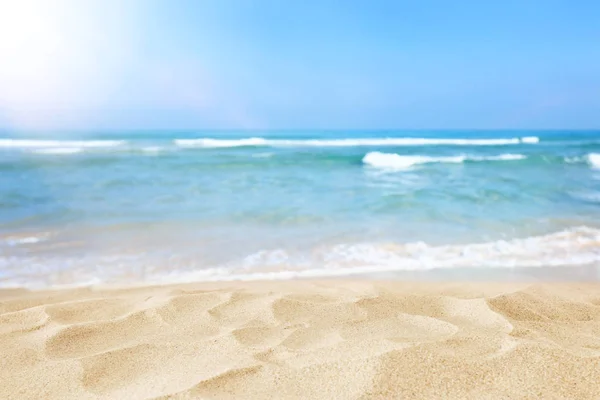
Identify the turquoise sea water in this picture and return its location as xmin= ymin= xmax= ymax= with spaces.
xmin=1 ymin=130 xmax=600 ymax=287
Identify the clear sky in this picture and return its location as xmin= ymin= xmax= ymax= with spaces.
xmin=0 ymin=0 xmax=599 ymax=130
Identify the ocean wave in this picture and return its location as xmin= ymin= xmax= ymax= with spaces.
xmin=0 ymin=139 xmax=125 ymax=148
xmin=362 ymin=152 xmax=526 ymax=169
xmin=565 ymin=156 xmax=583 ymax=164
xmin=471 ymin=154 xmax=526 ymax=161
xmin=175 ymin=137 xmax=267 ymax=148
xmin=1 ymin=233 xmax=50 ymax=246
xmin=173 ymin=136 xmax=539 ymax=148
xmin=147 ymin=226 xmax=600 ymax=283
xmin=31 ymin=147 xmax=84 ymax=155
xmin=2 ymin=226 xmax=599 ymax=288
xmin=587 ymin=153 xmax=600 ymax=168
xmin=520 ymin=136 xmax=539 ymax=144
xmin=23 ymin=143 xmax=167 ymax=156
xmin=319 ymin=226 xmax=600 ymax=269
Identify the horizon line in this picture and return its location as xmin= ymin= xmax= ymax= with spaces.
xmin=1 ymin=128 xmax=600 ymax=133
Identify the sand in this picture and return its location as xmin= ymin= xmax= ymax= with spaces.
xmin=1 ymin=281 xmax=600 ymax=399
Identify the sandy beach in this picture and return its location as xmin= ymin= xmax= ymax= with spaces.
xmin=0 ymin=281 xmax=599 ymax=399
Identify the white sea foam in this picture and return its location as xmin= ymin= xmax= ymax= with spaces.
xmin=175 ymin=137 xmax=267 ymax=148
xmin=587 ymin=153 xmax=600 ymax=169
xmin=31 ymin=147 xmax=84 ymax=155
xmin=1 ymin=233 xmax=50 ymax=246
xmin=362 ymin=152 xmax=526 ymax=169
xmin=565 ymin=156 xmax=583 ymax=164
xmin=173 ymin=137 xmax=537 ymax=148
xmin=290 ymin=138 xmax=523 ymax=146
xmin=520 ymin=136 xmax=540 ymax=144
xmin=245 ymin=226 xmax=600 ymax=272
xmin=2 ymin=226 xmax=599 ymax=288
xmin=0 ymin=139 xmax=125 ymax=148
xmin=566 ymin=154 xmax=600 ymax=168
xmin=322 ymin=227 xmax=600 ymax=269
xmin=143 ymin=226 xmax=600 ymax=284
xmin=473 ymin=153 xmax=526 ymax=161
xmin=362 ymin=152 xmax=464 ymax=169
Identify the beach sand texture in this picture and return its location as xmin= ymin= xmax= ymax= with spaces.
xmin=1 ymin=281 xmax=600 ymax=399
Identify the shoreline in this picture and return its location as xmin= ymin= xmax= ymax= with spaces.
xmin=2 ymin=223 xmax=600 ymax=289
xmin=2 ymin=280 xmax=600 ymax=399
xmin=2 ymin=262 xmax=599 ymax=293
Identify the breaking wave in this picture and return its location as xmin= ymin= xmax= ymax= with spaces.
xmin=587 ymin=153 xmax=600 ymax=168
xmin=147 ymin=226 xmax=600 ymax=284
xmin=362 ymin=152 xmax=526 ymax=169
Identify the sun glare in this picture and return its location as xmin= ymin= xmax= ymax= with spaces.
xmin=0 ymin=1 xmax=66 ymax=109
xmin=0 ymin=0 xmax=142 ymax=128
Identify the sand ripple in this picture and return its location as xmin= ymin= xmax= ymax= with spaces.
xmin=1 ymin=282 xmax=599 ymax=399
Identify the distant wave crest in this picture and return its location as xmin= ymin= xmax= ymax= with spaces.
xmin=520 ymin=136 xmax=539 ymax=144
xmin=32 ymin=148 xmax=84 ymax=155
xmin=175 ymin=137 xmax=267 ymax=148
xmin=362 ymin=151 xmax=526 ymax=169
xmin=173 ymin=136 xmax=539 ymax=148
xmin=0 ymin=139 xmax=125 ymax=149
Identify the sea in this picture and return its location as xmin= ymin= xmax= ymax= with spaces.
xmin=1 ymin=130 xmax=599 ymax=288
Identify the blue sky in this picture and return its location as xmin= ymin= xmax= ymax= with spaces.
xmin=0 ymin=0 xmax=599 ymax=129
